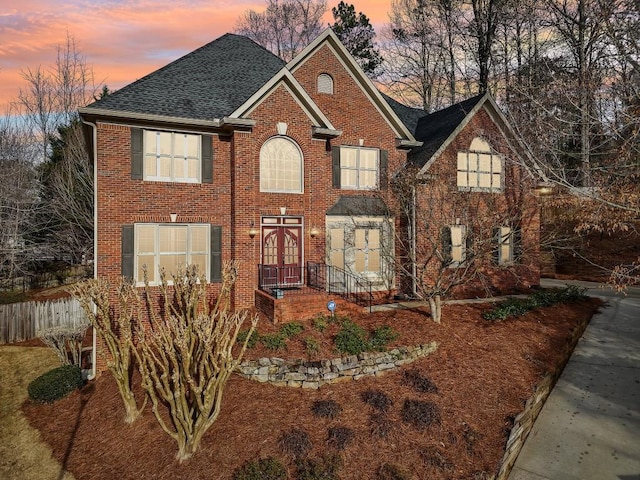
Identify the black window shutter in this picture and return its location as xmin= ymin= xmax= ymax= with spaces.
xmin=332 ymin=146 xmax=341 ymax=188
xmin=131 ymin=128 xmax=143 ymax=180
xmin=513 ymin=226 xmax=522 ymax=263
xmin=379 ymin=150 xmax=388 ymax=190
xmin=201 ymin=135 xmax=213 ymax=183
xmin=440 ymin=226 xmax=452 ymax=266
xmin=465 ymin=226 xmax=473 ymax=260
xmin=493 ymin=227 xmax=501 ymax=265
xmin=210 ymin=225 xmax=222 ymax=283
xmin=121 ymin=225 xmax=134 ymax=280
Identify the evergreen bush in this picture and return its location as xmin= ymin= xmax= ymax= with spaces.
xmin=27 ymin=365 xmax=83 ymax=403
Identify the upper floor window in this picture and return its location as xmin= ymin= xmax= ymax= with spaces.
xmin=144 ymin=131 xmax=201 ymax=183
xmin=457 ymin=137 xmax=502 ymax=192
xmin=260 ymin=136 xmax=303 ymax=193
xmin=317 ymin=73 xmax=334 ymax=94
xmin=334 ymin=146 xmax=385 ymax=190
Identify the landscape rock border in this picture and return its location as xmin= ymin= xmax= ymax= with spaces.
xmin=237 ymin=342 xmax=438 ymax=389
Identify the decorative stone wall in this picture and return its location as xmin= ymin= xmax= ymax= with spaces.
xmin=237 ymin=342 xmax=438 ymax=389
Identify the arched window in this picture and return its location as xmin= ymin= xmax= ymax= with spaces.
xmin=317 ymin=73 xmax=334 ymax=94
xmin=260 ymin=136 xmax=303 ymax=193
xmin=456 ymin=136 xmax=503 ymax=192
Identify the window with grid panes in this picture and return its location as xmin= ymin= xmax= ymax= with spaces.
xmin=143 ymin=131 xmax=201 ymax=183
xmin=456 ymin=137 xmax=502 ymax=192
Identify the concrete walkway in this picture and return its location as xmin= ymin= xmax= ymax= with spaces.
xmin=508 ymin=278 xmax=640 ymax=480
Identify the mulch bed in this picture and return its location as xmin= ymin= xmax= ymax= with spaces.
xmin=21 ymin=298 xmax=601 ymax=479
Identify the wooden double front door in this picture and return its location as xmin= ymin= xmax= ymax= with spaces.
xmin=261 ymin=216 xmax=303 ymax=287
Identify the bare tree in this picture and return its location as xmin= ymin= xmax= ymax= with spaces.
xmin=136 ymin=263 xmax=258 ymax=461
xmin=236 ymin=0 xmax=327 ymax=61
xmin=0 ymin=109 xmax=39 ymax=287
xmin=70 ymin=278 xmax=147 ymax=423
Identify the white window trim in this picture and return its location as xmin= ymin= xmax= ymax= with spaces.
xmin=134 ymin=223 xmax=210 ymax=285
xmin=498 ymin=226 xmax=514 ymax=265
xmin=143 ymin=130 xmax=201 ymax=183
xmin=449 ymin=224 xmax=467 ymax=267
xmin=260 ymin=136 xmax=304 ymax=194
xmin=326 ymin=216 xmax=393 ymax=288
xmin=457 ymin=137 xmax=503 ymax=193
xmin=340 ymin=146 xmax=379 ymax=190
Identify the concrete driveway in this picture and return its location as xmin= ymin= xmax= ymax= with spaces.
xmin=509 ymin=279 xmax=640 ymax=480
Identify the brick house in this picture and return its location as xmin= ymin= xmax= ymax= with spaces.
xmin=79 ymin=28 xmax=540 ymax=330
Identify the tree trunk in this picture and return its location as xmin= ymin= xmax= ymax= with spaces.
xmin=429 ymin=295 xmax=442 ymax=324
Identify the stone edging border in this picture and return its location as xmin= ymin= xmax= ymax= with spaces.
xmin=492 ymin=312 xmax=592 ymax=480
xmin=236 ymin=342 xmax=438 ymax=390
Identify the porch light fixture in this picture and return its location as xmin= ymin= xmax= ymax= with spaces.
xmin=533 ymin=182 xmax=554 ymax=196
xmin=249 ymin=222 xmax=258 ymax=238
xmin=310 ymin=226 xmax=320 ymax=238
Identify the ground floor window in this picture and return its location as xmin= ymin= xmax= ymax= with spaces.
xmin=326 ymin=215 xmax=393 ymax=288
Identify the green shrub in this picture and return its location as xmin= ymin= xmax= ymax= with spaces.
xmin=27 ymin=365 xmax=83 ymax=403
xmin=237 ymin=329 xmax=260 ymax=349
xmin=334 ymin=321 xmax=399 ymax=355
xmin=334 ymin=320 xmax=369 ymax=355
xmin=304 ymin=337 xmax=320 ymax=356
xmin=261 ymin=333 xmax=288 ymax=351
xmin=483 ymin=286 xmax=588 ymax=321
xmin=232 ymin=457 xmax=287 ymax=480
xmin=312 ymin=316 xmax=328 ymax=332
xmin=369 ymin=325 xmax=399 ymax=351
xmin=280 ymin=322 xmax=305 ymax=339
xmin=295 ymin=454 xmax=342 ymax=480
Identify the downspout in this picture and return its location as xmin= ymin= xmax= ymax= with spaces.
xmin=81 ymin=118 xmax=98 ymax=381
xmin=411 ymin=184 xmax=418 ymax=298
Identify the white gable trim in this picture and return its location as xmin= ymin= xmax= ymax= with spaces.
xmin=287 ymin=28 xmax=418 ymax=144
xmin=229 ymin=68 xmax=337 ymax=132
xmin=417 ymin=93 xmax=539 ymax=176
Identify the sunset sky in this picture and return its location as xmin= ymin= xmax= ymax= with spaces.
xmin=0 ymin=0 xmax=393 ymax=113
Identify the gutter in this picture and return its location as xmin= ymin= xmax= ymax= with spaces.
xmin=80 ymin=117 xmax=98 ymax=381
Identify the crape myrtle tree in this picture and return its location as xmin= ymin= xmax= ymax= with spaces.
xmin=136 ymin=263 xmax=258 ymax=462
xmin=69 ymin=278 xmax=147 ymax=423
xmin=387 ymin=137 xmax=539 ymax=323
xmin=236 ymin=0 xmax=327 ymax=62
xmin=330 ymin=1 xmax=383 ymax=76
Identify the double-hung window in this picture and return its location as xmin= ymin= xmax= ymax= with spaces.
xmin=133 ymin=224 xmax=210 ymax=284
xmin=457 ymin=137 xmax=502 ymax=192
xmin=334 ymin=146 xmax=384 ymax=190
xmin=442 ymin=224 xmax=468 ymax=267
xmin=144 ymin=131 xmax=201 ymax=183
xmin=497 ymin=226 xmax=514 ymax=265
xmin=354 ymin=227 xmax=381 ymax=274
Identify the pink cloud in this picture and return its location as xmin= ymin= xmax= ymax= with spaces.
xmin=0 ymin=0 xmax=392 ymax=113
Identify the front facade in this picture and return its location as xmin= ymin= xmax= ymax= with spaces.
xmin=80 ymin=29 xmax=540 ymax=323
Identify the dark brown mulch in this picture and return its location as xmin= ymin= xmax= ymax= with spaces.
xmin=21 ymin=298 xmax=601 ymax=480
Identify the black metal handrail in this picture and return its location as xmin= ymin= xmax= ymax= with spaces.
xmin=257 ymin=262 xmax=373 ymax=312
xmin=306 ymin=262 xmax=373 ymax=312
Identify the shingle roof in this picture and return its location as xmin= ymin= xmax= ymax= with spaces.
xmin=410 ymin=94 xmax=485 ymax=168
xmin=326 ymin=196 xmax=390 ymax=216
xmin=85 ymin=33 xmax=285 ymax=120
xmin=380 ymin=93 xmax=428 ymax=135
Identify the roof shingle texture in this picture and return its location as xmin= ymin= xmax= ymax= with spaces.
xmin=85 ymin=33 xmax=285 ymax=120
xmin=410 ymin=94 xmax=484 ymax=168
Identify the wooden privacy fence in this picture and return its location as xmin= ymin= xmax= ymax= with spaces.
xmin=0 ymin=298 xmax=88 ymax=344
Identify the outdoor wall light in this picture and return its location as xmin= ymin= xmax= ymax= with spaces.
xmin=533 ymin=182 xmax=554 ymax=196
xmin=310 ymin=226 xmax=320 ymax=238
xmin=249 ymin=222 xmax=258 ymax=238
